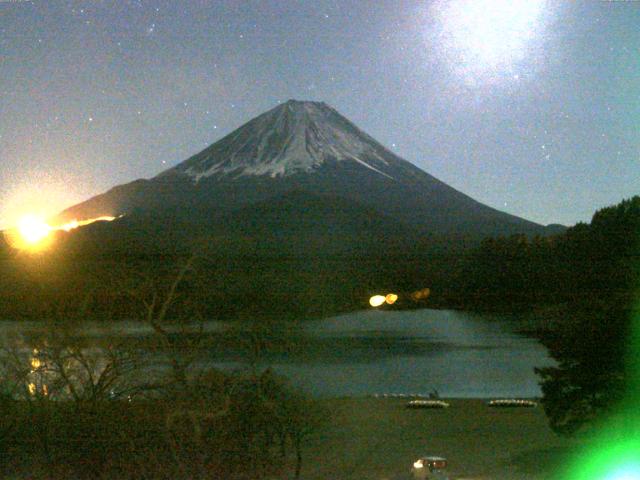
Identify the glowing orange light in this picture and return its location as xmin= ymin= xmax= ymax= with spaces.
xmin=3 ymin=214 xmax=119 ymax=251
xmin=2 ymin=214 xmax=55 ymax=251
xmin=17 ymin=215 xmax=51 ymax=245
xmin=58 ymin=216 xmax=116 ymax=232
xmin=411 ymin=288 xmax=431 ymax=301
xmin=60 ymin=220 xmax=79 ymax=231
xmin=30 ymin=357 xmax=41 ymax=370
xmin=385 ymin=293 xmax=398 ymax=305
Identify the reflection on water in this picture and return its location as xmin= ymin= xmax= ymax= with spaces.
xmin=264 ymin=309 xmax=554 ymax=398
xmin=0 ymin=309 xmax=553 ymax=398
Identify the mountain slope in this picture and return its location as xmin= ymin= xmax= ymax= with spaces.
xmin=58 ymin=100 xmax=554 ymax=238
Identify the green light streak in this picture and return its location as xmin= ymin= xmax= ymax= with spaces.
xmin=627 ymin=302 xmax=640 ymax=415
xmin=561 ymin=435 xmax=640 ymax=480
xmin=560 ymin=294 xmax=640 ymax=479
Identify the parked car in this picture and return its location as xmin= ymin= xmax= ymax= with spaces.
xmin=411 ymin=456 xmax=450 ymax=480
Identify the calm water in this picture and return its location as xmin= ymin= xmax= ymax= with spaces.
xmin=212 ymin=309 xmax=554 ymax=398
xmin=0 ymin=309 xmax=554 ymax=398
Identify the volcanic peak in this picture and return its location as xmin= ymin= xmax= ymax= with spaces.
xmin=164 ymin=99 xmax=396 ymax=181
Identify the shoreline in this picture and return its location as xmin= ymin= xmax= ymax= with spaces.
xmin=303 ymin=397 xmax=580 ymax=480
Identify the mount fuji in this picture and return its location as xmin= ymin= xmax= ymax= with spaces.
xmin=58 ymin=100 xmax=557 ymax=240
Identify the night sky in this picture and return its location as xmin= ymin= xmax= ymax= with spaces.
xmin=1 ymin=0 xmax=638 ymax=228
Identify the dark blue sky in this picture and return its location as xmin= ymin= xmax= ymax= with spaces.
xmin=1 ymin=0 xmax=638 ymax=227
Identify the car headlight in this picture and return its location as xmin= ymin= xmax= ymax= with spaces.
xmin=413 ymin=459 xmax=424 ymax=469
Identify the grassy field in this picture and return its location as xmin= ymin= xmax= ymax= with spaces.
xmin=299 ymin=398 xmax=583 ymax=480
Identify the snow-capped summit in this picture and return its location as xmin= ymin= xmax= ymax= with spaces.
xmin=161 ymin=100 xmax=396 ymax=181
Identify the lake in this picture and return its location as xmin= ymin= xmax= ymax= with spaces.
xmin=0 ymin=309 xmax=554 ymax=399
xmin=238 ymin=309 xmax=554 ymax=398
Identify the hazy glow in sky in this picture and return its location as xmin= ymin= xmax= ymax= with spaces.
xmin=1 ymin=1 xmax=638 ymax=226
xmin=430 ymin=0 xmax=548 ymax=83
xmin=0 ymin=171 xmax=85 ymax=229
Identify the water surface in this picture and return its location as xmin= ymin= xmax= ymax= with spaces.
xmin=212 ymin=309 xmax=553 ymax=398
xmin=0 ymin=309 xmax=553 ymax=398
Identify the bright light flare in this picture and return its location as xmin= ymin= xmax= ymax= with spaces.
xmin=3 ymin=215 xmax=119 ymax=251
xmin=60 ymin=220 xmax=79 ymax=232
xmin=369 ymin=293 xmax=399 ymax=307
xmin=30 ymin=357 xmax=42 ymax=370
xmin=58 ymin=216 xmax=116 ymax=232
xmin=564 ymin=437 xmax=640 ymax=480
xmin=17 ymin=215 xmax=51 ymax=245
xmin=603 ymin=464 xmax=640 ymax=480
xmin=369 ymin=295 xmax=386 ymax=307
xmin=385 ymin=293 xmax=398 ymax=305
xmin=429 ymin=0 xmax=549 ymax=82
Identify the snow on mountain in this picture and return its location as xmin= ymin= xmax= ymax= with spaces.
xmin=58 ymin=99 xmax=555 ymax=239
xmin=161 ymin=100 xmax=396 ymax=181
